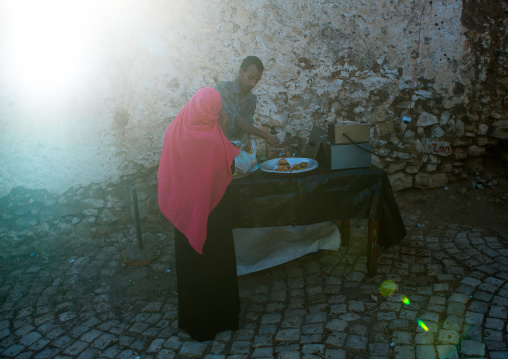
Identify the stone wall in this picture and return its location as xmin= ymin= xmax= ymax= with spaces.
xmin=0 ymin=166 xmax=164 ymax=258
xmin=0 ymin=0 xmax=506 ymax=196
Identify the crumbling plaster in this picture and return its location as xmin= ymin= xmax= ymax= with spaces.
xmin=0 ymin=0 xmax=506 ymax=197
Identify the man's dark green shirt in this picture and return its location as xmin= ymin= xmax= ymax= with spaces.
xmin=216 ymin=79 xmax=257 ymax=140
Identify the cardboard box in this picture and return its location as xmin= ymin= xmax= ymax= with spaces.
xmin=318 ymin=141 xmax=372 ymax=170
xmin=335 ymin=124 xmax=369 ymax=145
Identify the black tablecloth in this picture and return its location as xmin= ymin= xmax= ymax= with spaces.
xmin=228 ymin=165 xmax=406 ymax=248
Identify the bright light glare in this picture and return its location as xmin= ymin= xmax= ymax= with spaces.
xmin=3 ymin=0 xmax=99 ymax=100
xmin=401 ymin=295 xmax=410 ymax=305
xmin=379 ymin=280 xmax=397 ymax=297
xmin=417 ymin=319 xmax=429 ymax=331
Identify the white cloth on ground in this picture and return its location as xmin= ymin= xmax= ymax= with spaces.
xmin=233 ymin=221 xmax=341 ymax=276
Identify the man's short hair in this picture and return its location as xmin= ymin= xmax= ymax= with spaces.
xmin=240 ymin=56 xmax=264 ymax=73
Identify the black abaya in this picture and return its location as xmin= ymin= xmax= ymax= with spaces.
xmin=174 ymin=189 xmax=240 ymax=342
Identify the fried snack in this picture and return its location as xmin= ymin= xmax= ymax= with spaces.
xmin=292 ymin=162 xmax=309 ymax=171
xmin=276 ymin=157 xmax=291 ymax=171
xmin=278 ymin=158 xmax=289 ymax=166
xmin=275 ymin=158 xmax=310 ymax=172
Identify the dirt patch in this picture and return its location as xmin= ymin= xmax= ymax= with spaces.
xmin=395 ymin=157 xmax=508 ymax=238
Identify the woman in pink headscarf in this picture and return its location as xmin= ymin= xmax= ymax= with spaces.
xmin=158 ymin=87 xmax=241 ymax=341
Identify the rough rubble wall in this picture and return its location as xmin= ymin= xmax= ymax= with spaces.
xmin=457 ymin=0 xmax=508 ymax=174
xmin=0 ymin=0 xmax=507 ymax=198
xmin=0 ymin=166 xmax=165 ymax=257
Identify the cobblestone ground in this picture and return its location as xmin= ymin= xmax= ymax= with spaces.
xmin=1 ymin=213 xmax=508 ymax=359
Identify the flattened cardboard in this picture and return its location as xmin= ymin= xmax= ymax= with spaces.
xmin=303 ymin=125 xmax=326 ymax=159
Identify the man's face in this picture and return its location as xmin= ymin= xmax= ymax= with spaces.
xmin=237 ymin=64 xmax=263 ymax=96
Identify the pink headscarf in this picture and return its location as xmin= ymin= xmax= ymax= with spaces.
xmin=157 ymin=87 xmax=240 ymax=254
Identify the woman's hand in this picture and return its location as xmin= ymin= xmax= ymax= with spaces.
xmin=241 ymin=133 xmax=252 ymax=153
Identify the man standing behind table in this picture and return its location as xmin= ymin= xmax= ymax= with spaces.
xmin=216 ymin=56 xmax=279 ymax=152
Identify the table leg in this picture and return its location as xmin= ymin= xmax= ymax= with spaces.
xmin=367 ymin=218 xmax=379 ymax=277
xmin=333 ymin=219 xmax=350 ymax=246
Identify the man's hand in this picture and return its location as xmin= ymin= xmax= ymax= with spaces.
xmin=218 ymin=110 xmax=229 ymax=136
xmin=234 ymin=115 xmax=279 ymax=149
xmin=264 ymin=135 xmax=279 ymax=148
xmin=241 ymin=133 xmax=252 ymax=153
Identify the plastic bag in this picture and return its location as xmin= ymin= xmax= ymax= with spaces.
xmin=234 ymin=150 xmax=257 ymax=174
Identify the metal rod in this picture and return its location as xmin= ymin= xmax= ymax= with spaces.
xmin=131 ymin=186 xmax=144 ymax=250
xmin=367 ymin=218 xmax=379 ymax=277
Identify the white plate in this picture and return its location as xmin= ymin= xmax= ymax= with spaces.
xmin=260 ymin=157 xmax=318 ymax=174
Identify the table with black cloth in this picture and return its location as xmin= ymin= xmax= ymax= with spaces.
xmin=228 ymin=165 xmax=407 ymax=276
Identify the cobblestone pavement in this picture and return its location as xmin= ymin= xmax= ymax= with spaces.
xmin=1 ymin=213 xmax=508 ymax=359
